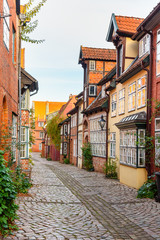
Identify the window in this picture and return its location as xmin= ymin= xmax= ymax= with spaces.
xmin=90 ymin=116 xmax=106 ymax=157
xmin=60 ymin=143 xmax=62 ymax=154
xmin=120 ymin=129 xmax=145 ymax=167
xmin=119 ymin=89 xmax=125 ymax=115
xmin=89 ymin=85 xmax=96 ymax=96
xmin=39 ymin=143 xmax=42 ymax=151
xmin=137 ymin=76 xmax=146 ymax=108
xmin=12 ymin=114 xmax=17 ymax=162
xmin=20 ymin=127 xmax=29 ymax=158
xmin=110 ymin=133 xmax=116 ymax=158
xmin=155 ymin=118 xmax=160 ymax=166
xmin=73 ymin=139 xmax=77 ymax=157
xmin=139 ymin=34 xmax=150 ymax=57
xmin=78 ymin=107 xmax=83 ymax=124
xmin=118 ymin=45 xmax=123 ymax=76
xmin=71 ymin=115 xmax=77 ymax=128
xmin=61 ymin=126 xmax=63 ymax=135
xmin=63 ymin=142 xmax=67 ymax=155
xmin=3 ymin=0 xmax=10 ymax=50
xmin=64 ymin=124 xmax=67 ymax=134
xmin=78 ymin=133 xmax=82 ymax=157
xmin=40 ymin=132 xmax=44 ymax=138
xmin=157 ymin=30 xmax=160 ymax=76
xmin=21 ymin=93 xmax=26 ymax=109
xmin=12 ymin=25 xmax=16 ymax=64
xmin=38 ymin=121 xmax=44 ymax=127
xmin=68 ymin=123 xmax=70 ymax=134
xmin=101 ymin=85 xmax=106 ymax=98
xmin=128 ymin=82 xmax=136 ymax=112
xmin=84 ymin=87 xmax=87 ymax=102
xmin=89 ymin=60 xmax=95 ymax=71
xmin=111 ymin=93 xmax=117 ymax=117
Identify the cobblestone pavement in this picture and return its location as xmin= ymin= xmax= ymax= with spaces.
xmin=5 ymin=153 xmax=160 ymax=240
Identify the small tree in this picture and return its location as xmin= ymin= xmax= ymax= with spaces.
xmin=29 ymin=108 xmax=35 ymax=146
xmin=81 ymin=142 xmax=94 ymax=171
xmin=46 ymin=114 xmax=64 ymax=150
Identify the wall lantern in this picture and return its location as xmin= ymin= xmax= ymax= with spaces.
xmin=98 ymin=115 xmax=106 ymax=130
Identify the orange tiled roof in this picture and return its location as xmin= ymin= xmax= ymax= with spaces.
xmin=84 ymin=93 xmax=108 ymax=114
xmin=115 ymin=15 xmax=144 ymax=34
xmin=81 ymin=47 xmax=116 ymax=61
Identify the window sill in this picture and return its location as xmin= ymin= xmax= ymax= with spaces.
xmin=120 ymin=162 xmax=145 ymax=168
xmin=137 ymin=105 xmax=146 ymax=110
xmin=128 ymin=108 xmax=135 ymax=113
xmin=119 ymin=112 xmax=125 ymax=116
xmin=111 ymin=114 xmax=116 ymax=118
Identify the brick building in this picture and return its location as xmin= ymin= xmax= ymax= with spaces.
xmin=0 ymin=0 xmax=20 ymax=163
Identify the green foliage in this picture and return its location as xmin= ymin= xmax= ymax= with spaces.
xmin=29 ymin=108 xmax=36 ymax=146
xmin=0 ymin=151 xmax=18 ymax=236
xmin=81 ymin=142 xmax=94 ymax=171
xmin=46 ymin=114 xmax=64 ymax=150
xmin=104 ymin=158 xmax=117 ymax=179
xmin=137 ymin=178 xmax=157 ymax=199
xmin=64 ymin=158 xmax=70 ymax=164
xmin=12 ymin=166 xmax=32 ymax=194
xmin=21 ymin=0 xmax=47 ymax=44
xmin=47 ymin=157 xmax=52 ymax=161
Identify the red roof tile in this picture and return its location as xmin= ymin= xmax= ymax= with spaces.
xmin=115 ymin=15 xmax=144 ymax=34
xmin=84 ymin=94 xmax=108 ymax=114
xmin=80 ymin=46 xmax=116 ymax=61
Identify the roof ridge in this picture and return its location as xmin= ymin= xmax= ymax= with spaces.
xmin=115 ymin=15 xmax=144 ymax=20
xmin=82 ymin=46 xmax=116 ymax=51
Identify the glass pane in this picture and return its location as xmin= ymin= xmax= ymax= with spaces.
xmin=156 ymin=119 xmax=160 ymax=130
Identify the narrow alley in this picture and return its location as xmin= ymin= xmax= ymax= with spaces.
xmin=5 ymin=153 xmax=160 ymax=240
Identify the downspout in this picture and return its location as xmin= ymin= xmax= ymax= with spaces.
xmin=76 ymin=108 xmax=78 ymax=167
xmin=105 ymin=93 xmax=110 ymax=164
xmin=141 ymin=30 xmax=153 ymax=176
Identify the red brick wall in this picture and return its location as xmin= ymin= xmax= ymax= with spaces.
xmin=32 ymin=120 xmax=45 ymax=152
xmin=70 ymin=126 xmax=77 ymax=166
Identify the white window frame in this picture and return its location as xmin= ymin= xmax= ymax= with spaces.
xmin=73 ymin=139 xmax=77 ymax=157
xmin=89 ymin=85 xmax=96 ymax=96
xmin=101 ymin=84 xmax=106 ymax=98
xmin=128 ymin=82 xmax=136 ymax=112
xmin=119 ymin=88 xmax=125 ymax=115
xmin=39 ymin=143 xmax=42 ymax=151
xmin=12 ymin=115 xmax=17 ymax=162
xmin=89 ymin=60 xmax=95 ymax=71
xmin=3 ymin=0 xmax=10 ymax=51
xmin=38 ymin=121 xmax=44 ymax=127
xmin=64 ymin=124 xmax=67 ymax=134
xmin=40 ymin=132 xmax=44 ymax=138
xmin=111 ymin=93 xmax=117 ymax=117
xmin=63 ymin=142 xmax=67 ymax=155
xmin=119 ymin=45 xmax=123 ymax=75
xmin=110 ymin=133 xmax=116 ymax=158
xmin=139 ymin=34 xmax=150 ymax=57
xmin=156 ymin=29 xmax=160 ymax=76
xmin=20 ymin=127 xmax=29 ymax=159
xmin=137 ymin=76 xmax=146 ymax=109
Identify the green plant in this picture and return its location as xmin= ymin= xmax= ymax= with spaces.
xmin=81 ymin=142 xmax=94 ymax=171
xmin=12 ymin=166 xmax=32 ymax=194
xmin=64 ymin=158 xmax=70 ymax=164
xmin=104 ymin=158 xmax=117 ymax=179
xmin=137 ymin=178 xmax=157 ymax=199
xmin=0 ymin=151 xmax=18 ymax=236
xmin=47 ymin=157 xmax=52 ymax=161
xmin=46 ymin=114 xmax=64 ymax=150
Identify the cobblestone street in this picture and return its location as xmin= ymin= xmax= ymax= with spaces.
xmin=5 ymin=153 xmax=160 ymax=240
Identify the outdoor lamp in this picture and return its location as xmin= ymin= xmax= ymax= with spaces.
xmin=98 ymin=115 xmax=106 ymax=130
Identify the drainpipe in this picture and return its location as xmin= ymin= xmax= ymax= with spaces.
xmin=76 ymin=108 xmax=78 ymax=167
xmin=105 ymin=93 xmax=110 ymax=164
xmin=140 ymin=30 xmax=153 ymax=176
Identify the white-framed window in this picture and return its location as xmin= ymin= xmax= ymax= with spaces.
xmin=40 ymin=132 xmax=44 ymax=138
xmin=38 ymin=121 xmax=44 ymax=127
xmin=137 ymin=76 xmax=146 ymax=108
xmin=120 ymin=129 xmax=145 ymax=167
xmin=84 ymin=87 xmax=87 ymax=102
xmin=12 ymin=25 xmax=16 ymax=64
xmin=61 ymin=126 xmax=63 ymax=135
xmin=73 ymin=139 xmax=77 ymax=157
xmin=156 ymin=29 xmax=160 ymax=76
xmin=78 ymin=133 xmax=82 ymax=157
xmin=89 ymin=60 xmax=96 ymax=71
xmin=60 ymin=143 xmax=62 ymax=154
xmin=71 ymin=115 xmax=77 ymax=128
xmin=110 ymin=133 xmax=116 ymax=158
xmin=119 ymin=89 xmax=125 ymax=115
xmin=63 ymin=142 xmax=67 ymax=155
xmin=89 ymin=85 xmax=96 ymax=96
xmin=111 ymin=93 xmax=117 ymax=117
xmin=128 ymin=82 xmax=136 ymax=112
xmin=64 ymin=124 xmax=67 ymax=134
xmin=20 ymin=127 xmax=29 ymax=158
xmin=78 ymin=107 xmax=83 ymax=124
xmin=155 ymin=118 xmax=160 ymax=166
xmin=12 ymin=114 xmax=17 ymax=162
xmin=101 ymin=84 xmax=106 ymax=98
xmin=118 ymin=45 xmax=123 ymax=76
xmin=90 ymin=116 xmax=106 ymax=157
xmin=139 ymin=34 xmax=150 ymax=57
xmin=39 ymin=143 xmax=42 ymax=151
xmin=68 ymin=123 xmax=70 ymax=134
xmin=3 ymin=0 xmax=10 ymax=50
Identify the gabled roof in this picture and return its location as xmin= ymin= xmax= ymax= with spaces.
xmin=97 ymin=66 xmax=116 ymax=86
xmin=21 ymin=68 xmax=38 ymax=94
xmin=132 ymin=3 xmax=160 ymax=40
xmin=78 ymin=46 xmax=116 ymax=64
xmin=106 ymin=13 xmax=144 ymax=42
xmin=58 ymin=95 xmax=77 ymax=118
xmin=83 ymin=92 xmax=108 ymax=115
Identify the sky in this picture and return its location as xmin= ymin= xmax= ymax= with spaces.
xmin=21 ymin=0 xmax=159 ymax=103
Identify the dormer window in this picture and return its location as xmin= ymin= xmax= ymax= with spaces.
xmin=139 ymin=34 xmax=150 ymax=57
xmin=89 ymin=85 xmax=97 ymax=96
xmin=89 ymin=60 xmax=96 ymax=71
xmin=118 ymin=45 xmax=123 ymax=76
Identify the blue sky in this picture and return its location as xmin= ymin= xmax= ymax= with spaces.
xmin=22 ymin=0 xmax=159 ymax=102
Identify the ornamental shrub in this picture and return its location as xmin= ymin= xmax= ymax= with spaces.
xmin=0 ymin=151 xmax=18 ymax=235
xmin=64 ymin=158 xmax=70 ymax=164
xmin=137 ymin=178 xmax=157 ymax=199
xmin=81 ymin=142 xmax=94 ymax=171
xmin=104 ymin=158 xmax=117 ymax=179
